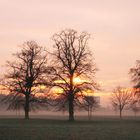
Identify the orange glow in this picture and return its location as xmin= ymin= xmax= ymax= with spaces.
xmin=52 ymin=87 xmax=64 ymax=94
xmin=50 ymin=76 xmax=94 ymax=97
xmin=73 ymin=77 xmax=83 ymax=84
xmin=54 ymin=80 xmax=65 ymax=84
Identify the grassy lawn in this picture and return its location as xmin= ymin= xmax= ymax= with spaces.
xmin=0 ymin=116 xmax=140 ymax=140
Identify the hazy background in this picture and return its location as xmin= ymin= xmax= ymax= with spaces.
xmin=0 ymin=0 xmax=140 ymax=110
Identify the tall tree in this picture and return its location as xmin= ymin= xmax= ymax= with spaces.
xmin=2 ymin=41 xmax=49 ymax=119
xmin=111 ymin=86 xmax=133 ymax=118
xmin=48 ymin=29 xmax=98 ymax=121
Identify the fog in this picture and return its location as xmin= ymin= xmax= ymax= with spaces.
xmin=0 ymin=106 xmax=139 ymax=118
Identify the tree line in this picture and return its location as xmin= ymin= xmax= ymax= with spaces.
xmin=0 ymin=29 xmax=140 ymax=121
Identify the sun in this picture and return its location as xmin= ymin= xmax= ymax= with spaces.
xmin=73 ymin=77 xmax=82 ymax=84
xmin=54 ymin=77 xmax=85 ymax=84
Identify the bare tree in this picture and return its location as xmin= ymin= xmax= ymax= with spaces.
xmin=83 ymin=96 xmax=100 ymax=120
xmin=2 ymin=41 xmax=49 ymax=119
xmin=129 ymin=60 xmax=140 ymax=103
xmin=111 ymin=86 xmax=133 ymax=118
xmin=48 ymin=29 xmax=98 ymax=121
xmin=130 ymin=101 xmax=140 ymax=117
xmin=129 ymin=60 xmax=140 ymax=89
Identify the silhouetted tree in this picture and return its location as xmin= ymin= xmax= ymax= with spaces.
xmin=130 ymin=101 xmax=140 ymax=117
xmin=48 ymin=29 xmax=98 ymax=121
xmin=111 ymin=86 xmax=133 ymax=118
xmin=83 ymin=96 xmax=100 ymax=120
xmin=129 ymin=60 xmax=140 ymax=103
xmin=2 ymin=41 xmax=49 ymax=119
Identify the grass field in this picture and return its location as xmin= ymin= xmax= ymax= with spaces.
xmin=0 ymin=116 xmax=140 ymax=140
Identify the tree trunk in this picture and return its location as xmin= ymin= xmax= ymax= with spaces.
xmin=25 ymin=94 xmax=29 ymax=119
xmin=134 ymin=112 xmax=137 ymax=117
xmin=68 ymin=75 xmax=74 ymax=122
xmin=119 ymin=109 xmax=122 ymax=119
xmin=90 ymin=107 xmax=92 ymax=120
xmin=88 ymin=106 xmax=90 ymax=120
xmin=68 ymin=96 xmax=74 ymax=122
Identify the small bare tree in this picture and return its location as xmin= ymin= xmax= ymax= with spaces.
xmin=2 ymin=41 xmax=49 ymax=119
xmin=48 ymin=29 xmax=99 ymax=121
xmin=130 ymin=101 xmax=140 ymax=117
xmin=111 ymin=86 xmax=133 ymax=118
xmin=83 ymin=96 xmax=100 ymax=120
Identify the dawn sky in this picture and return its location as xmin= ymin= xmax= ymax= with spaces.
xmin=0 ymin=0 xmax=140 ymax=92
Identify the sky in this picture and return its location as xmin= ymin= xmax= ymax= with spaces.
xmin=0 ymin=0 xmax=140 ymax=96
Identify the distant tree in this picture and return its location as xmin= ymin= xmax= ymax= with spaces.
xmin=1 ymin=41 xmax=49 ymax=119
xmin=111 ymin=86 xmax=133 ymax=118
xmin=83 ymin=96 xmax=100 ymax=120
xmin=48 ymin=29 xmax=99 ymax=121
xmin=129 ymin=60 xmax=140 ymax=103
xmin=130 ymin=101 xmax=140 ymax=117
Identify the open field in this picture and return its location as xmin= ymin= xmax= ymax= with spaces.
xmin=0 ymin=116 xmax=140 ymax=140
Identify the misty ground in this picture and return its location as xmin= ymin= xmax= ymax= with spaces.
xmin=0 ymin=116 xmax=140 ymax=140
